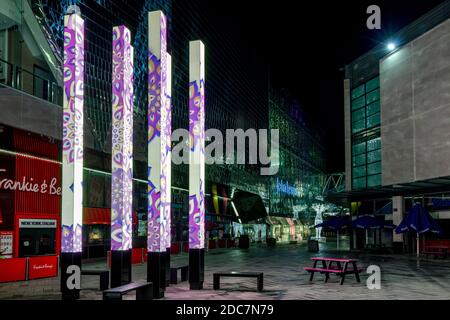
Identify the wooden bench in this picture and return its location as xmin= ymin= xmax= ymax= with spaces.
xmin=170 ymin=265 xmax=189 ymax=284
xmin=82 ymin=269 xmax=109 ymax=291
xmin=213 ymin=272 xmax=263 ymax=292
xmin=102 ymin=281 xmax=153 ymax=300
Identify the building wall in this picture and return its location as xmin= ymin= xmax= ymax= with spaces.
xmin=343 ymin=79 xmax=352 ymax=191
xmin=380 ymin=18 xmax=450 ymax=186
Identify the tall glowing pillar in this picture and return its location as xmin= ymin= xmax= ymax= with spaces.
xmin=147 ymin=10 xmax=169 ymax=298
xmin=60 ymin=7 xmax=84 ymax=300
xmin=188 ymin=40 xmax=205 ymax=290
xmin=110 ymin=25 xmax=134 ymax=288
xmin=163 ymin=52 xmax=172 ymax=284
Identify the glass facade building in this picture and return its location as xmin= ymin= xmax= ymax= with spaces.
xmin=269 ymin=89 xmax=326 ymax=218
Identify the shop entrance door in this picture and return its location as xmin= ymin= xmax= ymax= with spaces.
xmin=18 ymin=218 xmax=57 ymax=257
xmin=19 ymin=228 xmax=56 ymax=257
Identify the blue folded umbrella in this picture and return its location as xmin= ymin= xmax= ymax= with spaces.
xmin=395 ymin=203 xmax=442 ymax=235
xmin=314 ymin=216 xmax=350 ymax=230
xmin=352 ymin=215 xmax=396 ymax=229
xmin=395 ymin=203 xmax=442 ymax=257
xmin=314 ymin=216 xmax=350 ymax=250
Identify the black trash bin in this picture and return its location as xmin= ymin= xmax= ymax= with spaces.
xmin=238 ymin=235 xmax=250 ymax=249
xmin=267 ymin=237 xmax=276 ymax=247
xmin=308 ymin=239 xmax=319 ymax=252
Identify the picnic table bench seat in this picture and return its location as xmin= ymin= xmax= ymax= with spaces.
xmin=305 ymin=257 xmax=363 ymax=285
xmin=213 ymin=272 xmax=263 ymax=292
xmin=102 ymin=281 xmax=153 ymax=300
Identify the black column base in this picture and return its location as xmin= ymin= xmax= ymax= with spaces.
xmin=60 ymin=252 xmax=82 ymax=300
xmin=189 ymin=248 xmax=204 ymax=290
xmin=147 ymin=252 xmax=166 ymax=299
xmin=165 ymin=248 xmax=171 ymax=287
xmin=110 ymin=250 xmax=132 ymax=288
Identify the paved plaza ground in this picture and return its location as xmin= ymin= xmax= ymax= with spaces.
xmin=1 ymin=243 xmax=449 ymax=300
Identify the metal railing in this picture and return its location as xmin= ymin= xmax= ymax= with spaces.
xmin=0 ymin=57 xmax=62 ymax=105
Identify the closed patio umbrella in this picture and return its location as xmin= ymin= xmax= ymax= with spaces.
xmin=314 ymin=216 xmax=350 ymax=250
xmin=395 ymin=203 xmax=442 ymax=257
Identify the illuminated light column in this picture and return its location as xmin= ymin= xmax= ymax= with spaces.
xmin=162 ymin=53 xmax=172 ymax=285
xmin=188 ymin=40 xmax=205 ymax=290
xmin=60 ymin=7 xmax=84 ymax=301
xmin=110 ymin=25 xmax=134 ymax=288
xmin=147 ymin=10 xmax=168 ymax=299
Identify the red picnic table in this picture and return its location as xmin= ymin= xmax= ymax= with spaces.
xmin=422 ymin=246 xmax=448 ymax=259
xmin=304 ymin=257 xmax=364 ymax=285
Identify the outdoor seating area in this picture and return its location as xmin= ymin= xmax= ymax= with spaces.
xmin=304 ymin=257 xmax=363 ymax=285
xmin=422 ymin=246 xmax=448 ymax=259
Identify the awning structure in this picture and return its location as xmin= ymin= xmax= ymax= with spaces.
xmin=231 ymin=190 xmax=267 ymax=223
xmin=327 ymin=176 xmax=450 ymax=202
xmin=266 ymin=216 xmax=291 ymax=226
xmin=83 ymin=208 xmax=137 ymax=225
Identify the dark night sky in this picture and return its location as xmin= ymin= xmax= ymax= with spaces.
xmin=201 ymin=0 xmax=446 ymax=173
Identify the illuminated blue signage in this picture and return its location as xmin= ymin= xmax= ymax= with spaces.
xmin=276 ymin=178 xmax=301 ymax=197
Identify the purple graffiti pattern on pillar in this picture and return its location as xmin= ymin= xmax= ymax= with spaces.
xmin=61 ymin=12 xmax=84 ymax=253
xmin=147 ymin=12 xmax=168 ymax=252
xmin=161 ymin=85 xmax=171 ymax=249
xmin=111 ymin=25 xmax=134 ymax=251
xmin=188 ymin=79 xmax=205 ymax=249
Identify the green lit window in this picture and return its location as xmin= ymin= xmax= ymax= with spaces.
xmin=366 ymin=89 xmax=380 ymax=105
xmin=367 ymin=137 xmax=381 ymax=151
xmin=365 ymin=76 xmax=379 ymax=93
xmin=367 ymin=174 xmax=381 ymax=187
xmin=367 ymin=149 xmax=381 ymax=164
xmin=367 ymin=162 xmax=381 ymax=175
xmin=351 ymin=84 xmax=365 ymax=100
xmin=352 ymin=119 xmax=366 ymax=133
xmin=351 ymin=76 xmax=382 ymax=189
xmin=367 ymin=113 xmax=381 ymax=128
xmin=352 ymin=96 xmax=366 ymax=111
xmin=353 ymin=153 xmax=366 ymax=167
xmin=353 ymin=177 xmax=366 ymax=189
xmin=353 ymin=166 xmax=366 ymax=178
xmin=352 ymin=108 xmax=365 ymax=123
xmin=352 ymin=142 xmax=366 ymax=156
xmin=366 ymin=101 xmax=380 ymax=116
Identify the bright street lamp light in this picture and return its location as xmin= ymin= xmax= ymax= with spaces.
xmin=387 ymin=42 xmax=396 ymax=51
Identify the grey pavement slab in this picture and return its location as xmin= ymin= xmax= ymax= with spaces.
xmin=1 ymin=244 xmax=449 ymax=300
